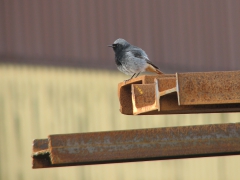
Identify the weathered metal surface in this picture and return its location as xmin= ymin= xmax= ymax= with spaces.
xmin=32 ymin=123 xmax=240 ymax=168
xmin=132 ymin=84 xmax=157 ymax=114
xmin=132 ymin=91 xmax=240 ymax=115
xmin=118 ymin=72 xmax=240 ymax=115
xmin=156 ymin=76 xmax=176 ymax=92
xmin=177 ymin=71 xmax=240 ymax=105
xmin=131 ymin=80 xmax=177 ymax=114
xmin=32 ymin=139 xmax=48 ymax=153
xmin=118 ymin=75 xmax=175 ymax=115
xmin=32 ymin=139 xmax=53 ymax=168
xmin=156 ymin=78 xmax=177 ymax=111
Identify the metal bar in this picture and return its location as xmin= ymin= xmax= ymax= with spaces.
xmin=32 ymin=122 xmax=240 ymax=168
xmin=131 ymin=78 xmax=178 ymax=115
xmin=32 ymin=139 xmax=53 ymax=168
xmin=119 ymin=72 xmax=240 ymax=115
xmin=130 ymin=82 xmax=240 ymax=115
xmin=118 ymin=75 xmax=175 ymax=115
xmin=156 ymin=93 xmax=240 ymax=114
xmin=177 ymin=71 xmax=240 ymax=105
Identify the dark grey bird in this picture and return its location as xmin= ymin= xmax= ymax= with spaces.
xmin=108 ymin=38 xmax=163 ymax=81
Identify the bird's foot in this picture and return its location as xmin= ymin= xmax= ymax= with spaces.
xmin=123 ymin=78 xmax=131 ymax=84
xmin=123 ymin=73 xmax=139 ymax=84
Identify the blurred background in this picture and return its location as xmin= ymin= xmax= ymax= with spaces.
xmin=1 ymin=0 xmax=240 ymax=179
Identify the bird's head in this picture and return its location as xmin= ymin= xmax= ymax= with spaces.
xmin=108 ymin=38 xmax=130 ymax=53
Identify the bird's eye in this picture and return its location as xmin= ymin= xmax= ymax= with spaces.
xmin=112 ymin=44 xmax=119 ymax=48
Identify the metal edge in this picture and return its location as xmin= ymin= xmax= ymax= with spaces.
xmin=176 ymin=72 xmax=180 ymax=105
xmin=154 ymin=78 xmax=160 ymax=111
xmin=131 ymin=84 xmax=138 ymax=115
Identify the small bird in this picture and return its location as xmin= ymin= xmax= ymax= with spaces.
xmin=108 ymin=38 xmax=163 ymax=81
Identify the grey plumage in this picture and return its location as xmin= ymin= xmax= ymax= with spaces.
xmin=108 ymin=38 xmax=163 ymax=81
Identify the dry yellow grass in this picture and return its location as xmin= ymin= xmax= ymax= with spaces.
xmin=0 ymin=64 xmax=240 ymax=180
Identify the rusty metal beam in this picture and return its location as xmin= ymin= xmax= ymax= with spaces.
xmin=118 ymin=71 xmax=240 ymax=115
xmin=118 ymin=75 xmax=175 ymax=115
xmin=131 ymin=84 xmax=240 ymax=115
xmin=32 ymin=122 xmax=240 ymax=168
xmin=177 ymin=71 xmax=240 ymax=105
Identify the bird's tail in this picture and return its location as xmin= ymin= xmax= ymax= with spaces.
xmin=155 ymin=68 xmax=164 ymax=74
xmin=145 ymin=64 xmax=164 ymax=75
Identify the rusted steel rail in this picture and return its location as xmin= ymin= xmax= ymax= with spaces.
xmin=32 ymin=122 xmax=240 ymax=168
xmin=118 ymin=71 xmax=240 ymax=115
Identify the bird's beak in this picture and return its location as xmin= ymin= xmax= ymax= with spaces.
xmin=108 ymin=44 xmax=113 ymax=47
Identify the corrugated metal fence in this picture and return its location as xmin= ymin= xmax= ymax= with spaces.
xmin=1 ymin=0 xmax=240 ymax=72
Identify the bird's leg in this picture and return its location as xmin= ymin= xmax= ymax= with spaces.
xmin=129 ymin=73 xmax=136 ymax=80
xmin=134 ymin=72 xmax=140 ymax=78
xmin=124 ymin=73 xmax=136 ymax=83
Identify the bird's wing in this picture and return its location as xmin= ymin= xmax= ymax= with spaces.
xmin=126 ymin=49 xmax=150 ymax=61
xmin=125 ymin=48 xmax=163 ymax=74
xmin=128 ymin=49 xmax=162 ymax=71
xmin=145 ymin=59 xmax=160 ymax=70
